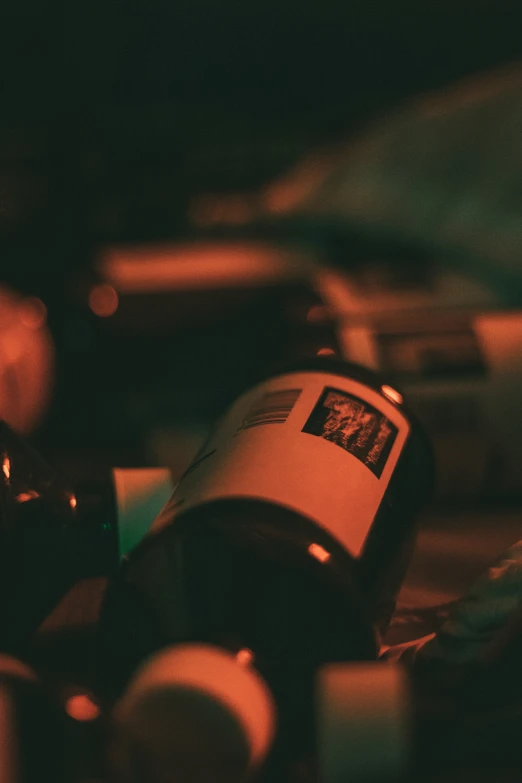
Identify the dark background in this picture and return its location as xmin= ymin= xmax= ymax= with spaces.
xmin=2 ymin=1 xmax=522 ymax=294
xmin=2 ymin=0 xmax=522 ymax=473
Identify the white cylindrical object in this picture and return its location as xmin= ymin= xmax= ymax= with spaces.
xmin=317 ymin=661 xmax=411 ymax=783
xmin=114 ymin=644 xmax=276 ymax=775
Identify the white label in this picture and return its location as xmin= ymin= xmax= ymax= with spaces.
xmin=171 ymin=371 xmax=410 ymax=558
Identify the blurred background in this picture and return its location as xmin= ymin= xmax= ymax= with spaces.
xmin=3 ymin=0 xmax=522 ymax=620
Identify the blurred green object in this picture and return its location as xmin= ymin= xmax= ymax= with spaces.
xmin=194 ymin=63 xmax=522 ymax=303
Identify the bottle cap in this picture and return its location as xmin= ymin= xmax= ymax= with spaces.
xmin=112 ymin=468 xmax=174 ymax=557
xmin=316 ymin=661 xmax=411 ymax=783
xmin=112 ymin=644 xmax=276 ymax=783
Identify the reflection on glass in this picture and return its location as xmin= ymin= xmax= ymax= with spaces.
xmin=236 ymin=648 xmax=255 ymax=667
xmin=18 ymin=298 xmax=47 ymax=330
xmin=65 ymin=694 xmax=101 ymax=722
xmin=88 ymin=284 xmax=119 ymax=317
xmin=15 ymin=490 xmax=40 ymax=503
xmin=380 ymin=385 xmax=404 ymax=405
xmin=308 ymin=543 xmax=331 ymax=564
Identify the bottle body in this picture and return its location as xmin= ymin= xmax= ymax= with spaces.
xmin=97 ymin=359 xmax=434 ymax=775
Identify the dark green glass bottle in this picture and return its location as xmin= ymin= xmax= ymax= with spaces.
xmin=97 ymin=358 xmax=435 ymax=779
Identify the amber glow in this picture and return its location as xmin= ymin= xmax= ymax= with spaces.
xmin=18 ymin=298 xmax=47 ymax=329
xmin=381 ymin=385 xmax=403 ymax=405
xmin=15 ymin=491 xmax=39 ymax=503
xmin=308 ymin=543 xmax=331 ymax=563
xmin=316 ymin=347 xmax=336 ymax=357
xmin=69 ymin=494 xmax=77 ymax=509
xmin=2 ymin=458 xmax=9 ymax=480
xmin=88 ymin=284 xmax=119 ymax=317
xmin=66 ymin=694 xmax=101 ymax=722
xmin=236 ymin=648 xmax=254 ymax=667
xmin=100 ymin=243 xmax=302 ymax=292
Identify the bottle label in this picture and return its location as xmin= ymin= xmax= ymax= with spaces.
xmin=170 ymin=371 xmax=410 ymax=557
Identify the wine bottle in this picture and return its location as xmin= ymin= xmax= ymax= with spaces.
xmin=0 ymin=419 xmax=173 ymax=652
xmin=97 ymin=358 xmax=434 ymax=777
xmin=110 ymin=643 xmax=276 ymax=783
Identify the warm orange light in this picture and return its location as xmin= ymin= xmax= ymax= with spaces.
xmin=381 ymin=385 xmax=403 ymax=405
xmin=2 ymin=458 xmax=10 ymax=480
xmin=15 ymin=491 xmax=39 ymax=503
xmin=316 ymin=347 xmax=336 ymax=357
xmin=236 ymin=648 xmax=254 ymax=667
xmin=18 ymin=297 xmax=47 ymax=329
xmin=308 ymin=543 xmax=331 ymax=563
xmin=69 ymin=494 xmax=77 ymax=509
xmin=65 ymin=694 xmax=101 ymax=722
xmin=88 ymin=284 xmax=119 ymax=317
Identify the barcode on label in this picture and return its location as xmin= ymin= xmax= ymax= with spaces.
xmin=238 ymin=389 xmax=302 ymax=430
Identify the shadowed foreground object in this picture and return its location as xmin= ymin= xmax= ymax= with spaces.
xmin=0 ymin=416 xmax=173 ymax=652
xmin=110 ymin=644 xmax=276 ymax=783
xmin=0 ymin=654 xmax=67 ymax=783
xmin=318 ymin=658 xmax=522 ymax=782
xmin=0 ymin=286 xmax=54 ymax=435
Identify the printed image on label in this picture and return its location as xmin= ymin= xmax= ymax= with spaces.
xmin=302 ymin=387 xmax=398 ymax=478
